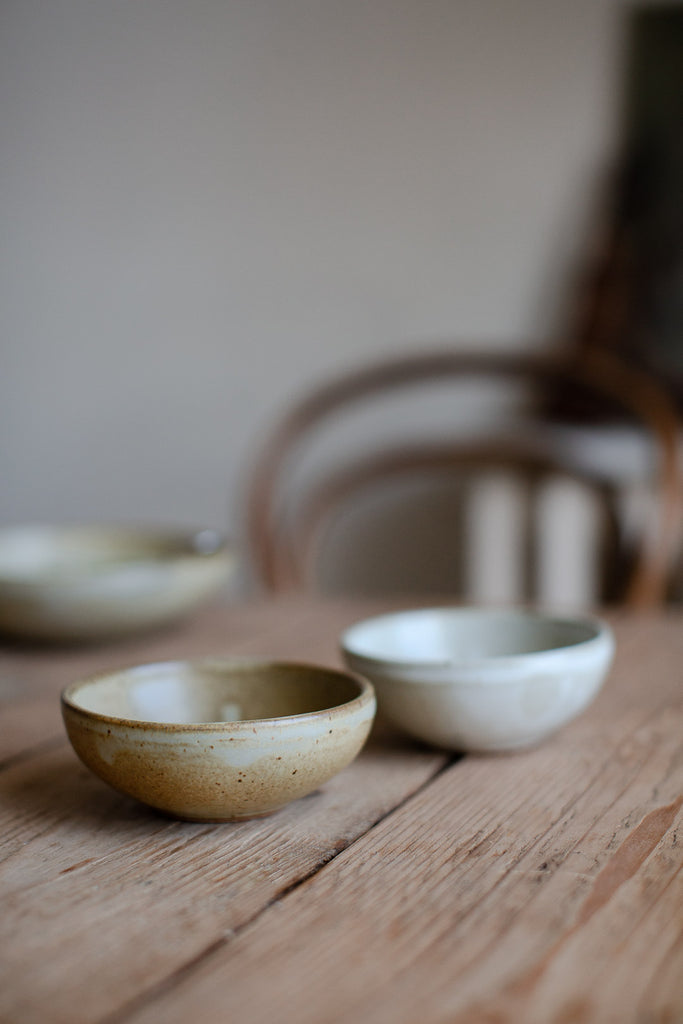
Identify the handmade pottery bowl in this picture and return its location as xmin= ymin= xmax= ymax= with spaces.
xmin=0 ymin=524 xmax=235 ymax=642
xmin=341 ymin=607 xmax=614 ymax=752
xmin=61 ymin=659 xmax=376 ymax=821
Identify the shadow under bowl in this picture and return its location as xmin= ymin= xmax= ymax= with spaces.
xmin=61 ymin=659 xmax=376 ymax=821
xmin=341 ymin=606 xmax=614 ymax=753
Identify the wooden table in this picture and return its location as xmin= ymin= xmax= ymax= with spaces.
xmin=1 ymin=597 xmax=682 ymax=1024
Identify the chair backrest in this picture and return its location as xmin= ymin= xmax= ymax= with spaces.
xmin=246 ymin=350 xmax=682 ymax=607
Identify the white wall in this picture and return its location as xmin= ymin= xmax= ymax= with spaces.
xmin=1 ymin=0 xmax=629 ymax=537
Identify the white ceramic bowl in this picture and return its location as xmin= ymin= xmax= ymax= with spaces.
xmin=62 ymin=659 xmax=376 ymax=821
xmin=0 ymin=524 xmax=235 ymax=642
xmin=341 ymin=607 xmax=614 ymax=752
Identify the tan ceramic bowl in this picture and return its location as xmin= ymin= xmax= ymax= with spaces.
xmin=0 ymin=524 xmax=235 ymax=642
xmin=61 ymin=659 xmax=376 ymax=821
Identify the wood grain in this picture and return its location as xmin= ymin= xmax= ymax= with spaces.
xmin=117 ymin=615 xmax=683 ymax=1024
xmin=0 ymin=598 xmax=445 ymax=1024
xmin=1 ymin=603 xmax=681 ymax=1024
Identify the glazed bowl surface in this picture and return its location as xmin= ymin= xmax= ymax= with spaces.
xmin=0 ymin=524 xmax=234 ymax=641
xmin=61 ymin=659 xmax=376 ymax=821
xmin=341 ymin=606 xmax=614 ymax=752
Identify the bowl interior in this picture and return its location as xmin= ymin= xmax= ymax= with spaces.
xmin=0 ymin=525 xmax=226 ymax=582
xmin=342 ymin=608 xmax=603 ymax=665
xmin=64 ymin=661 xmax=365 ymax=725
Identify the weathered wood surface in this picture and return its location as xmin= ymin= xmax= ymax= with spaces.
xmin=0 ymin=600 xmax=681 ymax=1024
xmin=0 ymin=598 xmax=446 ymax=1024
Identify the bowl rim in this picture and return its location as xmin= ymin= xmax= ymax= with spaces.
xmin=61 ymin=657 xmax=375 ymax=732
xmin=340 ymin=605 xmax=613 ymax=671
xmin=0 ymin=523 xmax=233 ymax=587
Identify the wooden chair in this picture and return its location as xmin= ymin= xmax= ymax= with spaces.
xmin=245 ymin=350 xmax=682 ymax=607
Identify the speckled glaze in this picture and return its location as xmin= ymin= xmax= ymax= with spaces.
xmin=61 ymin=659 xmax=376 ymax=821
xmin=0 ymin=524 xmax=234 ymax=641
xmin=341 ymin=607 xmax=614 ymax=752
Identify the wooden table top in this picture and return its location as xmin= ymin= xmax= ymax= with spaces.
xmin=1 ymin=597 xmax=682 ymax=1024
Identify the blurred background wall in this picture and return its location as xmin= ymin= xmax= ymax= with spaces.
xmin=0 ymin=0 xmax=646 ymax=535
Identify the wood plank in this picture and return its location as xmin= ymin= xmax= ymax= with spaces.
xmin=0 ymin=735 xmax=447 ymax=1024
xmin=0 ymin=599 xmax=448 ymax=1024
xmin=112 ymin=614 xmax=683 ymax=1024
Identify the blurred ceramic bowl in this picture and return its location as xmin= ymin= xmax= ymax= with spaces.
xmin=61 ymin=659 xmax=376 ymax=821
xmin=341 ymin=607 xmax=614 ymax=752
xmin=0 ymin=524 xmax=235 ymax=642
